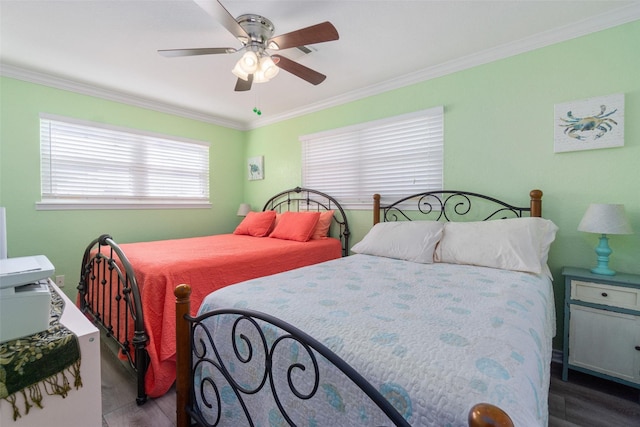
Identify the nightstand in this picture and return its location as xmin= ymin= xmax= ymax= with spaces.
xmin=562 ymin=267 xmax=640 ymax=389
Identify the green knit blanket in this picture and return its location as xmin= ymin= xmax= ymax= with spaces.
xmin=0 ymin=284 xmax=82 ymax=421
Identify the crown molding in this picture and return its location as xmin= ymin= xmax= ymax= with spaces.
xmin=249 ymin=5 xmax=640 ymax=129
xmin=2 ymin=4 xmax=638 ymax=132
xmin=0 ymin=63 xmax=245 ymax=130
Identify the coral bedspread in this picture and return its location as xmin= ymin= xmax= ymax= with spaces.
xmin=98 ymin=234 xmax=341 ymax=397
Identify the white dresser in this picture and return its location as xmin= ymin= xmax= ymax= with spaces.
xmin=0 ymin=281 xmax=102 ymax=426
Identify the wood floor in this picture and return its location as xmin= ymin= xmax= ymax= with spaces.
xmin=101 ymin=343 xmax=640 ymax=427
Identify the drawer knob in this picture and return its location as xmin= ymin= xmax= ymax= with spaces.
xmin=636 ymin=346 xmax=640 ymax=352
xmin=601 ymin=292 xmax=608 ymax=297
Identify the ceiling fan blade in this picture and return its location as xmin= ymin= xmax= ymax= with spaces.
xmin=158 ymin=47 xmax=237 ymax=57
xmin=234 ymin=74 xmax=253 ymax=92
xmin=193 ymin=0 xmax=250 ymax=42
xmin=272 ymin=55 xmax=326 ymax=85
xmin=268 ymin=22 xmax=339 ymax=50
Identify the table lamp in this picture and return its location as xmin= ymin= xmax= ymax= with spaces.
xmin=578 ymin=203 xmax=633 ymax=276
xmin=236 ymin=203 xmax=251 ymax=217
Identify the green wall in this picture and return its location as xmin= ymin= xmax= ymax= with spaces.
xmin=244 ymin=20 xmax=640 ymax=349
xmin=0 ymin=78 xmax=246 ymax=298
xmin=1 ymin=20 xmax=638 ymax=351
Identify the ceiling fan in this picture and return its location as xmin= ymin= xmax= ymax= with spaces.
xmin=158 ymin=0 xmax=339 ymax=92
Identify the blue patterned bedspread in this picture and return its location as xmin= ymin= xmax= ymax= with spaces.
xmin=198 ymin=254 xmax=555 ymax=426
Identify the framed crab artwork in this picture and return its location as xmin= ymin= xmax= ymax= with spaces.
xmin=554 ymin=93 xmax=624 ymax=153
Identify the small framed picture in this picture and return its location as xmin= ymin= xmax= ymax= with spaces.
xmin=248 ymin=156 xmax=264 ymax=180
xmin=554 ymin=93 xmax=624 ymax=153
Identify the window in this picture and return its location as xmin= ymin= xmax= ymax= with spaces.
xmin=300 ymin=107 xmax=444 ymax=208
xmin=38 ymin=114 xmax=210 ymax=210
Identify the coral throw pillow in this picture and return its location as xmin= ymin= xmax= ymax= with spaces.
xmin=270 ymin=211 xmax=321 ymax=242
xmin=311 ymin=210 xmax=334 ymax=240
xmin=233 ymin=211 xmax=276 ymax=237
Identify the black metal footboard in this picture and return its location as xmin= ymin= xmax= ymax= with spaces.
xmin=77 ymin=234 xmax=148 ymax=405
xmin=174 ymin=284 xmax=410 ymax=427
xmin=175 ymin=288 xmax=515 ymax=427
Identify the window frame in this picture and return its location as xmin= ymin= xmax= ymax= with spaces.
xmin=37 ymin=114 xmax=211 ymax=211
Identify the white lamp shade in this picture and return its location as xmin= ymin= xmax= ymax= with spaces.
xmin=231 ymin=62 xmax=250 ymax=81
xmin=238 ymin=51 xmax=258 ymax=74
xmin=253 ymin=68 xmax=269 ymax=83
xmin=260 ymin=56 xmax=279 ymax=80
xmin=237 ymin=203 xmax=252 ymax=216
xmin=578 ymin=203 xmax=633 ymax=235
xmin=252 ymin=56 xmax=280 ymax=83
xmin=232 ymin=53 xmax=279 ymax=83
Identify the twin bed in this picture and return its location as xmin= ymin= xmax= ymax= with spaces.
xmin=79 ymin=187 xmax=557 ymax=426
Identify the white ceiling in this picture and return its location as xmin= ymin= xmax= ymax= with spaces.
xmin=2 ymin=1 xmax=639 ymax=130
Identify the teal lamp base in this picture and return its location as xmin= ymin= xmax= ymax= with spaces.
xmin=591 ymin=234 xmax=616 ymax=276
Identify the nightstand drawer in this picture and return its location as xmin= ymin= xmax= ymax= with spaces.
xmin=570 ymin=280 xmax=640 ymax=310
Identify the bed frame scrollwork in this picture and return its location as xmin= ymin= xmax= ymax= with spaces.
xmin=374 ymin=189 xmax=543 ymax=223
xmin=175 ymin=284 xmax=410 ymax=427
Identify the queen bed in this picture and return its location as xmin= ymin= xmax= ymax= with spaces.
xmin=174 ymin=189 xmax=558 ymax=426
xmin=76 ymin=187 xmax=350 ymax=403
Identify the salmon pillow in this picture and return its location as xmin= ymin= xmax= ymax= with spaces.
xmin=233 ymin=210 xmax=276 ymax=237
xmin=270 ymin=211 xmax=321 ymax=242
xmin=311 ymin=210 xmax=334 ymax=240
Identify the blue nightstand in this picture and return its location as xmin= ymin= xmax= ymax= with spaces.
xmin=562 ymin=267 xmax=640 ymax=389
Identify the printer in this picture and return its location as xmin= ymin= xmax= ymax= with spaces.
xmin=0 ymin=255 xmax=54 ymax=342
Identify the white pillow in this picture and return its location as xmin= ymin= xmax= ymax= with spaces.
xmin=351 ymin=221 xmax=444 ymax=263
xmin=434 ymin=217 xmax=558 ymax=277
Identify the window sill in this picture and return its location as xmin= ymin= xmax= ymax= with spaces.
xmin=36 ymin=201 xmax=212 ymax=211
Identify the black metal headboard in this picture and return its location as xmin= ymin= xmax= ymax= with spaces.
xmin=263 ymin=187 xmax=350 ymax=256
xmin=374 ymin=189 xmax=543 ymax=224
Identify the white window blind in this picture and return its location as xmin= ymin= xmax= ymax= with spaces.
xmin=39 ymin=114 xmax=210 ymax=210
xmin=300 ymin=107 xmax=444 ymax=208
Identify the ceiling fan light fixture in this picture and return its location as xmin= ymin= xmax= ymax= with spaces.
xmin=164 ymin=5 xmax=338 ymax=92
xmin=252 ymin=55 xmax=280 ymax=83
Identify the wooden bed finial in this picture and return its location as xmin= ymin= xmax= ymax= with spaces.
xmin=174 ymin=284 xmax=191 ymax=427
xmin=468 ymin=403 xmax=514 ymax=427
xmin=530 ymin=189 xmax=543 ymax=218
xmin=373 ymin=193 xmax=381 ymax=225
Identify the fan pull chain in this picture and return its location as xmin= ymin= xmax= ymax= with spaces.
xmin=253 ymin=88 xmax=262 ymax=115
